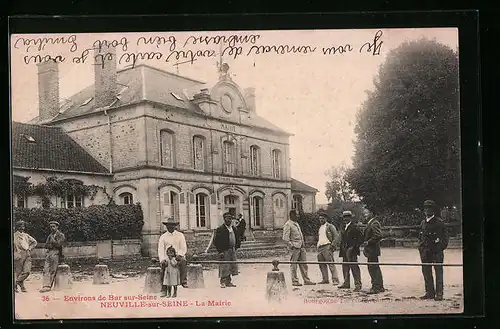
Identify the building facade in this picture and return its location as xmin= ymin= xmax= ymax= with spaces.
xmin=13 ymin=48 xmax=317 ymax=256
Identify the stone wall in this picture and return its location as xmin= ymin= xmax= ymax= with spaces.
xmin=31 ymin=239 xmax=141 ymax=260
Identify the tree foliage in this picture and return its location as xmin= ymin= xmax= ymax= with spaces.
xmin=325 ymin=162 xmax=357 ymax=203
xmin=347 ymin=38 xmax=460 ymax=214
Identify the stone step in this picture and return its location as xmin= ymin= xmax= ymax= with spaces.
xmin=239 ymin=245 xmax=288 ymax=252
xmin=240 ymin=241 xmax=286 ymax=248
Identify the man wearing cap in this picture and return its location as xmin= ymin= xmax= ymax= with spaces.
xmin=316 ymin=210 xmax=340 ymax=285
xmin=282 ymin=210 xmax=316 ymax=287
xmin=418 ymin=200 xmax=449 ymax=301
xmin=13 ymin=221 xmax=38 ymax=293
xmin=158 ymin=217 xmax=188 ymax=294
xmin=214 ymin=212 xmax=241 ymax=288
xmin=362 ymin=209 xmax=385 ymax=294
xmin=39 ymin=221 xmax=65 ymax=293
xmin=338 ymin=211 xmax=363 ymax=291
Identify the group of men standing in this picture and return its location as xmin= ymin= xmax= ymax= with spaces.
xmin=13 ymin=199 xmax=448 ymax=301
xmin=13 ymin=220 xmax=65 ymax=293
xmin=282 ymin=199 xmax=449 ymax=300
xmin=282 ymin=208 xmax=385 ymax=294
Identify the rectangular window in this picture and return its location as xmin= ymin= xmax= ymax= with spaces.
xmin=223 ymin=141 xmax=235 ymax=174
xmin=272 ymin=149 xmax=281 ymax=179
xmin=16 ymin=194 xmax=26 ymax=208
xmin=250 ymin=146 xmax=260 ymax=176
xmin=160 ymin=130 xmax=174 ymax=167
xmin=61 ymin=194 xmax=84 ymax=208
xmin=193 ymin=136 xmax=205 ymax=171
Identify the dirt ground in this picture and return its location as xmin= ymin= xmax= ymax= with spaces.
xmin=14 ymin=248 xmax=463 ymax=320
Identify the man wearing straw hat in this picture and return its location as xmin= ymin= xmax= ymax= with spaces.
xmin=316 ymin=209 xmax=340 ymax=285
xmin=13 ymin=221 xmax=38 ymax=293
xmin=158 ymin=217 xmax=189 ymax=295
xmin=39 ymin=221 xmax=65 ymax=293
xmin=214 ymin=212 xmax=241 ymax=288
xmin=338 ymin=210 xmax=363 ymax=291
xmin=418 ymin=199 xmax=449 ymax=301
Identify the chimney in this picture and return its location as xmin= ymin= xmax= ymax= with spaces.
xmin=94 ymin=44 xmax=117 ymax=108
xmin=37 ymin=61 xmax=60 ymax=121
xmin=244 ymin=87 xmax=256 ymax=112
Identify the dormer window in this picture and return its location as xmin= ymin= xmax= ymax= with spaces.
xmin=81 ymin=98 xmax=93 ymax=106
xmin=171 ymin=92 xmax=184 ymax=101
xmin=21 ymin=134 xmax=35 ymax=143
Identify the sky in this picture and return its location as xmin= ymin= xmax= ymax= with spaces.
xmin=10 ymin=28 xmax=458 ymax=204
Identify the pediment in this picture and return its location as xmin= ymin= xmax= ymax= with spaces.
xmin=210 ymin=81 xmax=249 ymax=115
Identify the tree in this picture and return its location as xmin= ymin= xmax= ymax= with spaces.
xmin=346 ymin=38 xmax=460 ymax=214
xmin=325 ymin=162 xmax=357 ymax=203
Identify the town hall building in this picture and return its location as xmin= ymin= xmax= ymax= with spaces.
xmin=12 ymin=45 xmax=318 ymax=256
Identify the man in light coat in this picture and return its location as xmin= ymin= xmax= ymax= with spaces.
xmin=282 ymin=210 xmax=316 ymax=287
xmin=316 ymin=210 xmax=340 ymax=285
xmin=158 ymin=217 xmax=188 ymax=296
xmin=13 ymin=221 xmax=38 ymax=293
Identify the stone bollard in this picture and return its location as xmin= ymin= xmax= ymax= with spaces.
xmin=144 ymin=258 xmax=162 ymax=293
xmin=93 ymin=260 xmax=110 ymax=284
xmin=186 ymin=264 xmax=205 ymax=289
xmin=266 ymin=260 xmax=287 ymax=302
xmin=54 ymin=264 xmax=72 ymax=290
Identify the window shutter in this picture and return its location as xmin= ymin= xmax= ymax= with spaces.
xmin=249 ymin=196 xmax=254 ymax=226
xmin=187 ymin=192 xmax=197 ymax=229
xmin=209 ymin=193 xmax=219 ymax=229
xmin=178 ymin=192 xmax=188 ymax=230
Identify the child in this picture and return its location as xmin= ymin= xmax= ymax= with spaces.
xmin=163 ymin=246 xmax=180 ymax=298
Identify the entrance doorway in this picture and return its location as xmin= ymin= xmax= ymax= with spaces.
xmin=224 ymin=195 xmax=239 ymax=217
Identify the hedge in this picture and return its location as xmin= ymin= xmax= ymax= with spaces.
xmin=12 ymin=204 xmax=144 ymax=243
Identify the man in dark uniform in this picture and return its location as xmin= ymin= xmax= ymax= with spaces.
xmin=362 ymin=209 xmax=385 ymax=294
xmin=338 ymin=211 xmax=363 ymax=291
xmin=418 ymin=199 xmax=449 ymax=301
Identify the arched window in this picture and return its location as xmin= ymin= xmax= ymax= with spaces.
xmin=60 ymin=179 xmax=84 ymax=208
xmin=272 ymin=149 xmax=282 ymax=179
xmin=252 ymin=196 xmax=263 ymax=227
xmin=292 ymin=194 xmax=303 ymax=211
xmin=160 ymin=130 xmax=175 ymax=167
xmin=195 ymin=193 xmax=208 ymax=228
xmin=249 ymin=145 xmax=260 ymax=176
xmin=223 ymin=140 xmax=236 ymax=174
xmin=193 ymin=135 xmax=205 ymax=171
xmin=119 ymin=192 xmax=134 ymax=205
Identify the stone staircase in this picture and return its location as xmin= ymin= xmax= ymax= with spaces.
xmin=197 ymin=239 xmax=289 ymax=260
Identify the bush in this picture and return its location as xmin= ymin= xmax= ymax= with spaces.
xmin=12 ymin=204 xmax=144 ymax=243
xmin=377 ymin=211 xmax=423 ymax=226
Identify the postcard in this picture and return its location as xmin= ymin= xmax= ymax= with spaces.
xmin=10 ymin=27 xmax=463 ymax=320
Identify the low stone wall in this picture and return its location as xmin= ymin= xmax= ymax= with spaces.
xmin=31 ymin=239 xmax=142 ymax=260
xmin=252 ymin=229 xmax=283 ymax=242
xmin=184 ymin=230 xmax=213 ymax=254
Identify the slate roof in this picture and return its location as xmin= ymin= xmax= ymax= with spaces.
xmin=29 ymin=64 xmax=291 ymax=135
xmin=291 ymin=178 xmax=318 ymax=193
xmin=12 ymin=122 xmax=110 ymax=174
